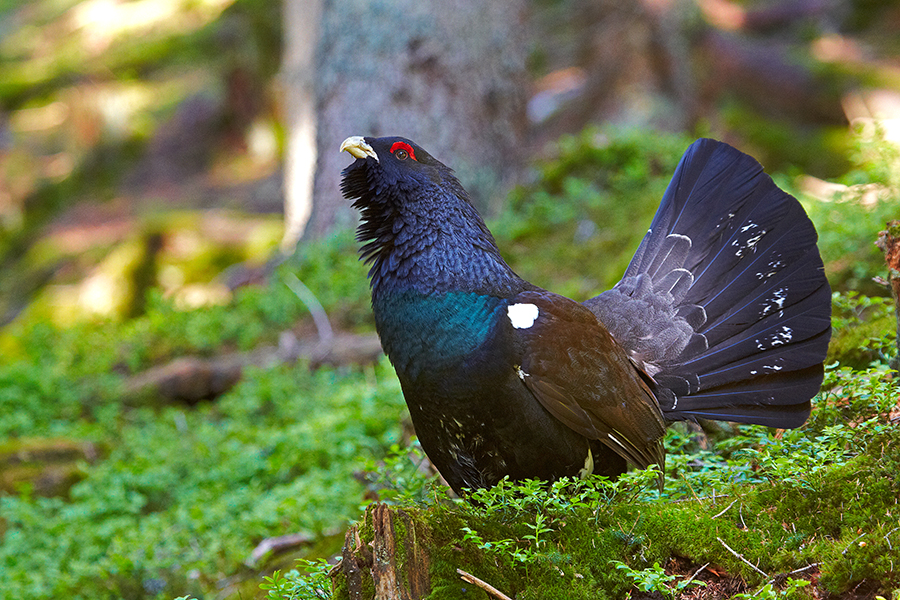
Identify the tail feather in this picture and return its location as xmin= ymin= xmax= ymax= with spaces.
xmin=698 ymin=240 xmax=824 ymax=345
xmin=584 ymin=138 xmax=831 ymax=428
xmin=680 ymin=282 xmax=832 ymax=374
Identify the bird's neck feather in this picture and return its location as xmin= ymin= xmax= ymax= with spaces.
xmin=362 ymin=197 xmax=520 ymax=297
xmin=373 ymin=290 xmax=506 ymax=380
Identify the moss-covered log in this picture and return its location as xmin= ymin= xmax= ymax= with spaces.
xmin=0 ymin=437 xmax=103 ymax=497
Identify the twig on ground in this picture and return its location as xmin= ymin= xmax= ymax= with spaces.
xmin=764 ymin=562 xmax=821 ymax=586
xmin=787 ymin=562 xmax=820 ymax=576
xmin=882 ymin=526 xmax=900 ymax=551
xmin=685 ymin=562 xmax=710 ymax=586
xmin=716 ymin=536 xmax=769 ymax=578
xmin=285 ymin=273 xmax=334 ymax=344
xmin=457 ymin=569 xmax=514 ymax=600
xmin=711 ymin=498 xmax=738 ymax=519
xmin=841 ymin=532 xmax=867 ymax=555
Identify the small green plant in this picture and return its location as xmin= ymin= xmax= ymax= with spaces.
xmin=461 ymin=526 xmax=537 ymax=566
xmin=733 ymin=577 xmax=811 ymax=599
xmin=611 ymin=560 xmax=707 ymax=599
xmin=259 ymin=560 xmax=334 ymax=600
xmin=361 ymin=442 xmax=442 ymax=506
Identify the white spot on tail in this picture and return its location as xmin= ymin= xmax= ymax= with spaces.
xmin=755 ymin=326 xmax=794 ymax=350
xmin=508 ymin=303 xmax=539 ymax=329
xmin=515 ymin=365 xmax=530 ymax=380
xmin=760 ymin=287 xmax=788 ymax=317
xmin=732 ymin=224 xmax=767 ymax=257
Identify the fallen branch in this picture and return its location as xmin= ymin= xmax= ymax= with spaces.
xmin=457 ymin=569 xmax=514 ymax=600
xmin=121 ymin=331 xmax=382 ymax=405
xmin=245 ymin=532 xmax=316 ymax=567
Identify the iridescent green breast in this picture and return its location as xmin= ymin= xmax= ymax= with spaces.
xmin=373 ymin=290 xmax=505 ymax=379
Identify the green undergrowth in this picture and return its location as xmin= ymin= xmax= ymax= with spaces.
xmin=0 ymin=231 xmax=380 ymax=600
xmin=0 ymin=358 xmax=406 ymax=600
xmin=829 ymin=292 xmax=897 ymax=368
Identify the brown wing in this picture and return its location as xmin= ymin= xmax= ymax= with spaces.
xmin=509 ymin=290 xmax=666 ymax=474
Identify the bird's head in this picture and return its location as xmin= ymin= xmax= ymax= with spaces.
xmin=339 ymin=136 xmax=462 ymax=207
xmin=339 ymin=135 xmax=512 ymax=294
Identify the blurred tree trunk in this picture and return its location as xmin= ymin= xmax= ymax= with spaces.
xmin=282 ymin=0 xmax=529 ymax=245
xmin=280 ymin=0 xmax=322 ymax=251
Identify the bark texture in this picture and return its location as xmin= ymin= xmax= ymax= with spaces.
xmin=335 ymin=503 xmax=432 ymax=600
xmin=310 ymin=0 xmax=530 ymax=237
xmin=875 ymin=220 xmax=900 ymax=372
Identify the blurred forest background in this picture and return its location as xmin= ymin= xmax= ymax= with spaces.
xmin=0 ymin=0 xmax=899 ymax=599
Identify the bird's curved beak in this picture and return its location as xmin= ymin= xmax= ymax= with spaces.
xmin=340 ymin=136 xmax=379 ymax=161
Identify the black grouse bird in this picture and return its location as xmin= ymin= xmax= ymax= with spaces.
xmin=340 ymin=135 xmax=831 ymax=495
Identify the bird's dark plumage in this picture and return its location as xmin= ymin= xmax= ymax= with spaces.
xmin=340 ymin=135 xmax=831 ymax=494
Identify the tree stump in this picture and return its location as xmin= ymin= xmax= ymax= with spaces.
xmin=333 ymin=503 xmax=432 ymax=600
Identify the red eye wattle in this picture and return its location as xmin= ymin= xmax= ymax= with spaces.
xmin=389 ymin=141 xmax=417 ymax=161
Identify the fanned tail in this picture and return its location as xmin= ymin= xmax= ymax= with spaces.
xmin=585 ymin=139 xmax=831 ymax=428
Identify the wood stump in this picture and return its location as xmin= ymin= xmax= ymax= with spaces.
xmin=334 ymin=503 xmax=431 ymax=600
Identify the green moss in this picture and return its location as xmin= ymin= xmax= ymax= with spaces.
xmin=828 ymin=292 xmax=896 ymax=368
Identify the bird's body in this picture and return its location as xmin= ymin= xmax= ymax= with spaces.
xmin=341 ymin=135 xmax=831 ymax=494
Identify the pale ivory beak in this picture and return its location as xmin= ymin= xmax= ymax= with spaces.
xmin=340 ymin=136 xmax=378 ymax=161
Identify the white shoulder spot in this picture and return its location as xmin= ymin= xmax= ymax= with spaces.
xmin=507 ymin=303 xmax=539 ymax=329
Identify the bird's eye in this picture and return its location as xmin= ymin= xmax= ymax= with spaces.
xmin=389 ymin=141 xmax=417 ymax=161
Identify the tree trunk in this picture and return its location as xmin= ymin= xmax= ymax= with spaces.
xmin=307 ymin=0 xmax=530 ymax=238
xmin=875 ymin=220 xmax=900 ymax=372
